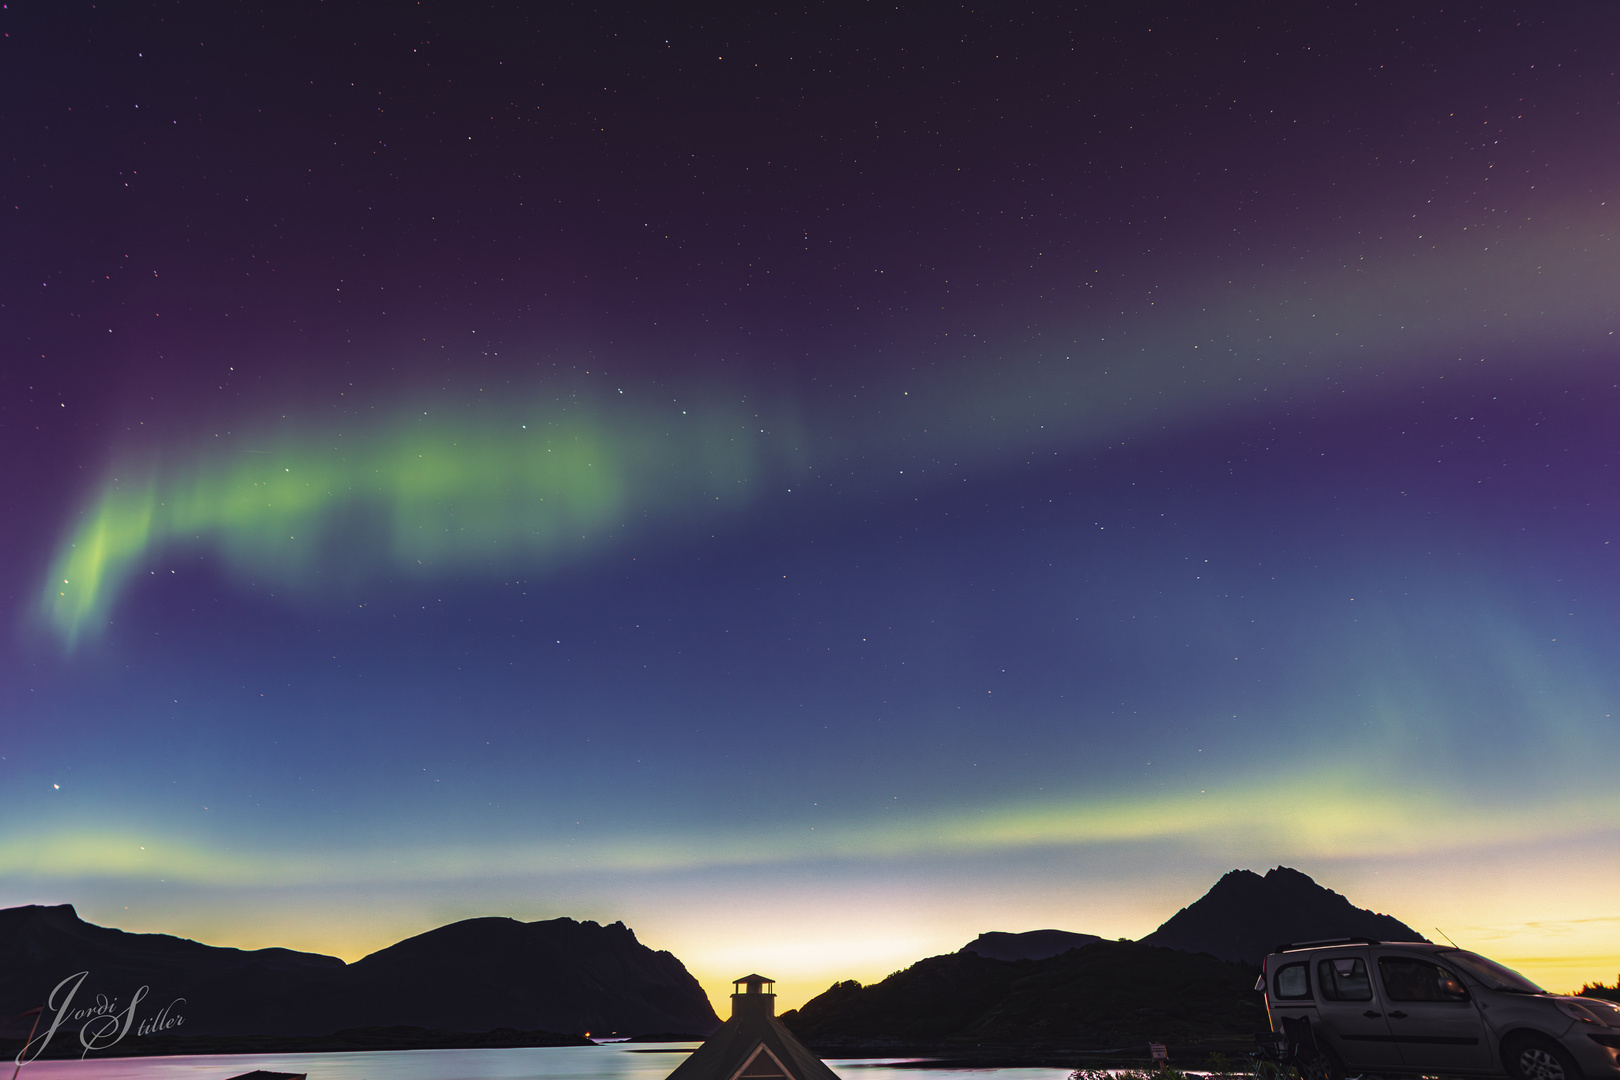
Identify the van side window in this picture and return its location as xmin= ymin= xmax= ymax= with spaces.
xmin=1379 ymin=957 xmax=1470 ymax=1002
xmin=1274 ymin=961 xmax=1311 ymax=1000
xmin=1317 ymin=957 xmax=1373 ymax=1001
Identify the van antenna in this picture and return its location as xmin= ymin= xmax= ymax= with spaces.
xmin=1434 ymin=928 xmax=1460 ymax=948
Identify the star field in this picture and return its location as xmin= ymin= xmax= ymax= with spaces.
xmin=2 ymin=3 xmax=1619 ymax=1007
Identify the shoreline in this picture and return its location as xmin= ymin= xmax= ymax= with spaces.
xmin=2 ymin=1031 xmax=1250 ymax=1070
xmin=0 ymin=1026 xmax=594 ymax=1060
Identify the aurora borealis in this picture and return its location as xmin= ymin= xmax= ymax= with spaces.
xmin=4 ymin=3 xmax=1620 ymax=1009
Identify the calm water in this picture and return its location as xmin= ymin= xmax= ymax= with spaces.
xmin=13 ymin=1043 xmax=1074 ymax=1080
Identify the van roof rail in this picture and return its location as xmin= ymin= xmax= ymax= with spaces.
xmin=1274 ymin=936 xmax=1382 ymax=953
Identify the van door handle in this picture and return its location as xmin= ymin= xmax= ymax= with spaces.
xmin=1363 ymin=1011 xmax=1382 ymax=1019
xmin=1388 ymin=1011 xmax=1408 ymax=1020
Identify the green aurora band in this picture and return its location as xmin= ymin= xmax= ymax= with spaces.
xmin=38 ymin=198 xmax=1620 ymax=648
xmin=42 ymin=392 xmax=796 ymax=647
xmin=8 ymin=765 xmax=1619 ymax=886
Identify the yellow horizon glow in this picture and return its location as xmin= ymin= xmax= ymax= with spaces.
xmin=33 ymin=849 xmax=1620 ymax=1014
xmin=8 ymin=770 xmax=1620 ymax=1010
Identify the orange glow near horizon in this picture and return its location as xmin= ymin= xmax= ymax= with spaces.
xmin=18 ymin=835 xmax=1617 ymax=1017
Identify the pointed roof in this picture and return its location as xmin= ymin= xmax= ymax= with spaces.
xmin=664 ymin=979 xmax=840 ymax=1080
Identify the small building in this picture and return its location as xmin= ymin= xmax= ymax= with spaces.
xmin=663 ymin=975 xmax=842 ymax=1080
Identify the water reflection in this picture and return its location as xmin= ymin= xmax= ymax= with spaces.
xmin=13 ymin=1044 xmax=1074 ymax=1080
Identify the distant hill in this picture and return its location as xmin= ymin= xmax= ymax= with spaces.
xmin=0 ymin=904 xmax=718 ymax=1047
xmin=314 ymin=915 xmax=718 ymax=1036
xmin=1141 ymin=867 xmax=1424 ymax=965
xmin=960 ymin=930 xmax=1101 ymax=961
xmin=779 ymin=866 xmax=1424 ymax=1055
xmin=780 ymin=941 xmax=1263 ymax=1052
xmin=0 ymin=903 xmax=345 ymax=1039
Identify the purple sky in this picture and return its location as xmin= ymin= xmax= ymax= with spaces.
xmin=3 ymin=3 xmax=1618 ymax=1006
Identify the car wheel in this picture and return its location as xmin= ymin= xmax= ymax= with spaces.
xmin=1504 ymin=1036 xmax=1583 ymax=1080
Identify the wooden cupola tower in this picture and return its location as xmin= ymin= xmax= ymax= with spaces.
xmin=663 ymin=975 xmax=842 ymax=1080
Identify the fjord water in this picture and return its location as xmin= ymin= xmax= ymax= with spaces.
xmin=14 ymin=1044 xmax=1071 ymax=1080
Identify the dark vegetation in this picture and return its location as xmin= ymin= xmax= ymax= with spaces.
xmin=1580 ymin=980 xmax=1620 ymax=1003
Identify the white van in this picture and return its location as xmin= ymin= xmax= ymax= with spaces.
xmin=1259 ymin=938 xmax=1620 ymax=1080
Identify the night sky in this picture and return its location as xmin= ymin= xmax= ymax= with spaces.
xmin=4 ymin=3 xmax=1620 ymax=1009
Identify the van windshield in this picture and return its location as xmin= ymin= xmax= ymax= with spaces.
xmin=1439 ymin=950 xmax=1545 ymax=993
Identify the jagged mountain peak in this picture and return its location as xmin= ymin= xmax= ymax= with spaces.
xmin=1141 ymin=865 xmax=1424 ymax=965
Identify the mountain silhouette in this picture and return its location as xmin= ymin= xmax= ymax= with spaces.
xmin=0 ymin=903 xmax=344 ymax=1039
xmin=959 ymin=929 xmax=1101 ymax=961
xmin=782 ymin=941 xmax=1263 ymax=1051
xmin=1141 ymin=866 xmax=1424 ymax=965
xmin=780 ymin=867 xmax=1423 ymax=1052
xmin=0 ymin=904 xmax=717 ymax=1041
xmin=312 ymin=915 xmax=718 ymax=1035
